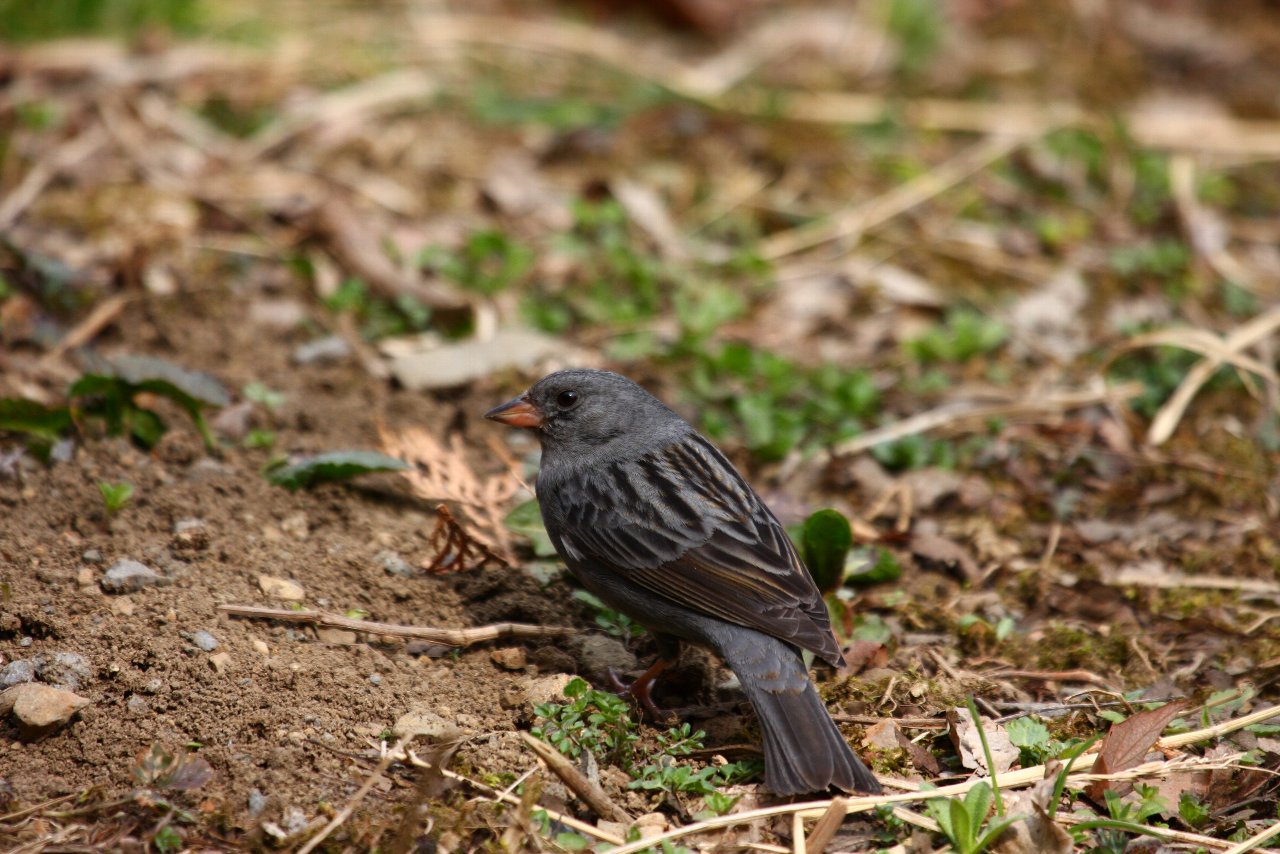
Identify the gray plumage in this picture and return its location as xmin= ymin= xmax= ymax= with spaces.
xmin=488 ymin=368 xmax=881 ymax=796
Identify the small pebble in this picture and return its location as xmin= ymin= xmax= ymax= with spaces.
xmin=82 ymin=549 xmax=103 ymax=564
xmin=377 ymin=550 xmax=416 ymax=577
xmin=191 ymin=631 xmax=219 ymax=652
xmin=369 ymin=674 xmax=383 ymax=686
xmin=126 ymin=695 xmax=150 ymax=715
xmin=247 ymin=789 xmax=268 ymax=817
xmin=101 ymin=559 xmax=167 ymax=594
xmin=292 ymin=335 xmax=351 ymax=366
xmin=1 ymin=661 xmax=35 ymax=687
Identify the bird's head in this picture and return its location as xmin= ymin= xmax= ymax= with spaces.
xmin=484 ymin=368 xmax=682 ymax=457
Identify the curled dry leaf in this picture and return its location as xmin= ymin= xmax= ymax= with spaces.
xmin=990 ymin=770 xmax=1073 ymax=854
xmin=947 ymin=707 xmax=1019 ymax=776
xmin=379 ymin=426 xmax=522 ymax=563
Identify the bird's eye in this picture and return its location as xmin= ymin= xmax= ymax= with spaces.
xmin=556 ymin=390 xmax=580 ymax=409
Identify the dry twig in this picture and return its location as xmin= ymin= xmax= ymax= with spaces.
xmin=825 ymin=381 xmax=1143 ymax=460
xmin=519 ymin=732 xmax=631 ymax=823
xmin=217 ymin=604 xmax=571 ymax=646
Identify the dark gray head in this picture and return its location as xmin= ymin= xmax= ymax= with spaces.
xmin=485 ymin=369 xmax=687 ymax=462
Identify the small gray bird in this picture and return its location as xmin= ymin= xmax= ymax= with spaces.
xmin=486 ymin=368 xmax=881 ymax=796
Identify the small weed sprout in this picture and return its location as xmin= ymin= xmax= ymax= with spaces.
xmin=98 ymin=480 xmax=134 ymax=514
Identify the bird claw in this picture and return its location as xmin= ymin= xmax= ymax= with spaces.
xmin=606 ymin=666 xmax=677 ymax=724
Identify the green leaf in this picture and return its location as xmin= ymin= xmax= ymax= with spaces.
xmin=504 ymin=499 xmax=558 ymax=557
xmin=801 ymin=509 xmax=853 ymax=594
xmin=98 ymin=481 xmax=134 ymax=513
xmin=964 ymin=781 xmax=993 ymax=826
xmin=108 ymin=354 xmax=230 ymax=408
xmin=0 ymin=398 xmax=72 ymax=442
xmin=265 ymin=450 xmax=409 ymax=491
xmin=1005 ymin=716 xmax=1051 ymax=750
xmin=949 ymin=797 xmax=974 ymax=852
xmin=847 ymin=547 xmax=902 ymax=586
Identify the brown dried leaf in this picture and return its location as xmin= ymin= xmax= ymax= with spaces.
xmin=841 ymin=639 xmax=888 ymax=675
xmin=911 ymin=531 xmax=981 ymax=582
xmin=947 ymin=708 xmax=1018 ymax=775
xmin=1086 ymin=699 xmax=1189 ymax=802
xmin=379 ymin=426 xmax=522 ymax=563
xmin=895 ymin=726 xmax=943 ymax=777
xmin=991 ymin=769 xmax=1073 ymax=854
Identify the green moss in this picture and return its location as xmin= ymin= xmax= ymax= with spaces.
xmin=1035 ymin=624 xmax=1130 ymax=671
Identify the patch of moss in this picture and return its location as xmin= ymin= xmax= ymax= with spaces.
xmin=1035 ymin=624 xmax=1130 ymax=672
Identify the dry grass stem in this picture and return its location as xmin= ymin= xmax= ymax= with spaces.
xmin=828 ymin=381 xmax=1143 ymax=459
xmin=1106 ymin=565 xmax=1280 ymax=596
xmin=296 ymin=735 xmax=410 ymax=854
xmin=421 ymin=13 xmax=1280 ymax=157
xmin=398 ymin=749 xmax=627 ymax=846
xmin=1223 ymin=819 xmax=1280 ymax=854
xmin=1119 ymin=306 xmax=1280 ymax=445
xmin=604 ymin=704 xmax=1280 ymax=854
xmin=761 ymin=134 xmax=1034 ymax=260
xmin=802 ymin=796 xmax=846 ymax=853
xmin=0 ymin=126 xmax=108 ymax=230
xmin=217 ymin=604 xmax=571 ymax=645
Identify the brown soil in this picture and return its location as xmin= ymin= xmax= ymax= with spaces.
xmin=0 ymin=287 xmax=615 ymax=839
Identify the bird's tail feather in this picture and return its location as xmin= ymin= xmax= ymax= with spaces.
xmin=715 ymin=631 xmax=882 ymax=796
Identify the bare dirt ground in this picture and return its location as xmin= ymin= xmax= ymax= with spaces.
xmin=3 ymin=1 xmax=1280 ymax=851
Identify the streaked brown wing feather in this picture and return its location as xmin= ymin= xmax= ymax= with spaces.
xmin=547 ymin=433 xmax=842 ymax=665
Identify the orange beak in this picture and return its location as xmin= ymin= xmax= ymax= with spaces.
xmin=484 ymin=394 xmax=544 ymax=429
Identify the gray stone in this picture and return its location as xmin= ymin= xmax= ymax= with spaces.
xmin=292 ymin=335 xmax=351 ymax=366
xmin=37 ymin=652 xmax=92 ymax=691
xmin=101 ymin=559 xmax=167 ymax=594
xmin=376 ymin=550 xmax=415 ymax=577
xmin=247 ymin=788 xmax=268 ymax=817
xmin=576 ymin=634 xmax=638 ymax=675
xmin=388 ymin=327 xmax=558 ymax=391
xmin=280 ymin=806 xmax=308 ymax=836
xmin=368 ymin=673 xmax=383 ymax=686
xmin=82 ymin=548 xmax=103 ymax=564
xmin=126 ymin=695 xmax=150 ymax=715
xmin=191 ymin=631 xmax=219 ymax=652
xmin=0 ymin=660 xmax=35 ymax=687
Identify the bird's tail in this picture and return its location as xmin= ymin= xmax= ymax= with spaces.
xmin=713 ymin=629 xmax=882 ymax=796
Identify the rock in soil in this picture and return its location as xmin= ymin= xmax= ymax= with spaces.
xmin=0 ymin=683 xmax=91 ymax=733
xmin=258 ymin=575 xmax=305 ymax=601
xmin=101 ymin=559 xmax=167 ymax=594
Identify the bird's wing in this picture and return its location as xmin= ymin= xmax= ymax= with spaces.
xmin=547 ymin=433 xmax=843 ymax=666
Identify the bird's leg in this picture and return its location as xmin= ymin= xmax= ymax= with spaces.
xmin=607 ymin=658 xmax=676 ymax=723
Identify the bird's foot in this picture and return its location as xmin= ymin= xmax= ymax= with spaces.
xmin=606 ymin=663 xmax=677 ymax=724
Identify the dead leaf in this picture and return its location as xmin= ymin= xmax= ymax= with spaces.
xmin=896 ymin=727 xmax=943 ymax=777
xmin=863 ymin=719 xmax=902 ymax=751
xmin=991 ymin=770 xmax=1073 ymax=854
xmin=423 ymin=503 xmax=502 ymax=572
xmin=380 ymin=427 xmax=522 ymax=563
xmin=1005 ymin=268 xmax=1088 ymax=363
xmin=382 ymin=327 xmax=559 ymax=391
xmin=842 ymin=639 xmax=889 ymax=675
xmin=1086 ymin=699 xmax=1189 ymax=802
xmin=947 ymin=707 xmax=1018 ymax=775
xmin=911 ymin=531 xmax=981 ymax=582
